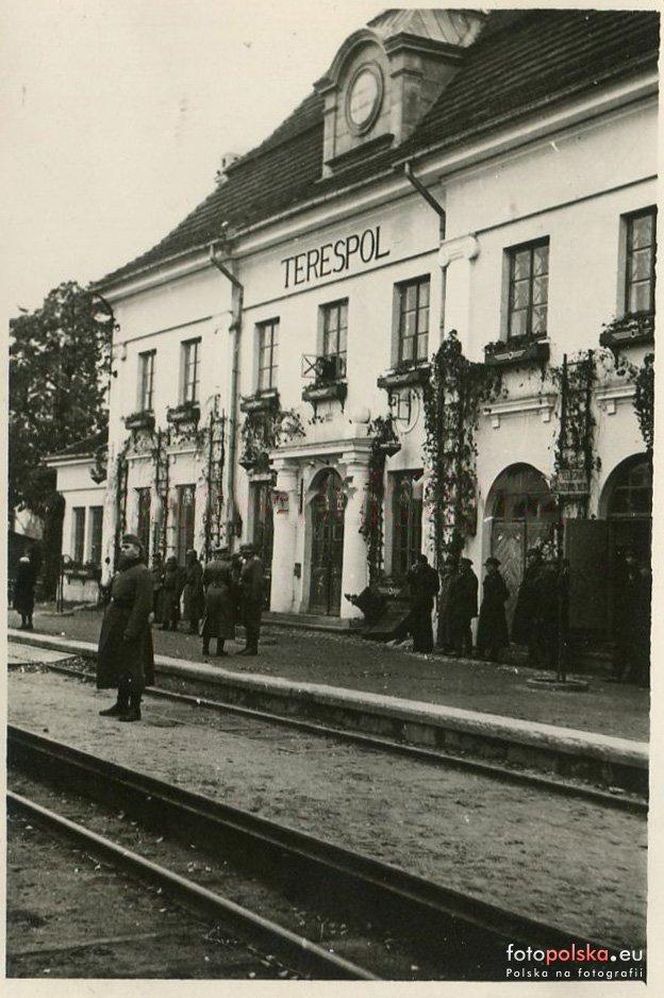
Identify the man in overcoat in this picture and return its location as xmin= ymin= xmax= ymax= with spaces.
xmin=13 ymin=549 xmax=37 ymax=630
xmin=406 ymin=554 xmax=440 ymax=653
xmin=183 ymin=549 xmax=204 ymax=634
xmin=238 ymin=543 xmax=264 ymax=656
xmin=477 ymin=557 xmax=510 ymax=662
xmin=511 ymin=547 xmax=543 ymax=662
xmin=97 ymin=534 xmax=154 ymax=722
xmin=201 ymin=545 xmax=236 ymax=657
xmin=449 ymin=557 xmax=478 ymax=657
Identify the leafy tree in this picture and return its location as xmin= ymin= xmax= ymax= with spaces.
xmin=9 ymin=281 xmax=115 ymax=596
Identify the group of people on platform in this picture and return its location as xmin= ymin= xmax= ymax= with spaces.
xmin=408 ymin=552 xmax=513 ymax=661
xmin=146 ymin=546 xmax=264 ymax=657
xmin=410 ymin=544 xmax=649 ymax=685
xmin=96 ymin=536 xmax=265 ymax=723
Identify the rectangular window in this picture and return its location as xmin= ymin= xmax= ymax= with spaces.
xmin=507 ymin=239 xmax=549 ymax=339
xmin=176 ymin=484 xmax=196 ymax=565
xmin=136 ymin=488 xmax=151 ymax=558
xmin=72 ymin=507 xmax=86 ymax=564
xmin=138 ymin=350 xmax=156 ymax=411
xmin=89 ymin=507 xmax=103 ymax=566
xmin=182 ymin=338 xmax=201 ymax=403
xmin=257 ymin=319 xmax=279 ymax=392
xmin=397 ymin=277 xmax=430 ymax=364
xmin=321 ymin=299 xmax=348 ymax=377
xmin=391 ymin=472 xmax=423 ymax=580
xmin=625 ymin=208 xmax=657 ymax=315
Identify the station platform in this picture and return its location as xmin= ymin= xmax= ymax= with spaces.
xmin=8 ymin=613 xmax=649 ymax=795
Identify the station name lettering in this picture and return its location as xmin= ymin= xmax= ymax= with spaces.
xmin=281 ymin=226 xmax=390 ymax=289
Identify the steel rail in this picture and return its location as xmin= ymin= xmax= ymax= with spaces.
xmin=7 ymin=790 xmax=378 ymax=981
xmin=40 ymin=660 xmax=647 ymax=814
xmin=8 ymin=723 xmax=619 ymax=977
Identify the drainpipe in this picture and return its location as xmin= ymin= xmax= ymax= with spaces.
xmin=403 ymin=161 xmax=446 ymax=231
xmin=403 ymin=160 xmax=447 ymax=334
xmin=209 ymin=241 xmax=243 ymax=549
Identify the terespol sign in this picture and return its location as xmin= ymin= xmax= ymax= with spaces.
xmin=281 ymin=225 xmax=390 ymax=289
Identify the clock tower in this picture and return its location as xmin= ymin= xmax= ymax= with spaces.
xmin=315 ymin=8 xmax=486 ymax=177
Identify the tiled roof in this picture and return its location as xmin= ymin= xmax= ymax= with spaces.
xmin=46 ymin=427 xmax=108 ymax=461
xmin=99 ymin=9 xmax=658 ymax=288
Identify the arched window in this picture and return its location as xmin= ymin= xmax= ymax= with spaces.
xmin=606 ymin=457 xmax=652 ymax=520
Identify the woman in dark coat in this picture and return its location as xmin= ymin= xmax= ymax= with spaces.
xmin=201 ymin=546 xmax=236 ymax=657
xmin=13 ymin=552 xmax=37 ymax=629
xmin=182 ymin=549 xmax=204 ymax=634
xmin=160 ymin=556 xmax=181 ymax=631
xmin=97 ymin=534 xmax=154 ymax=722
xmin=477 ymin=557 xmax=510 ymax=662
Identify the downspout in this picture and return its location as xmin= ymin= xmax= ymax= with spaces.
xmin=209 ymin=241 xmax=243 ymax=549
xmin=403 ymin=160 xmax=447 ymax=334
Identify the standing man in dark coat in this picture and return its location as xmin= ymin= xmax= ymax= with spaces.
xmin=437 ymin=555 xmax=458 ymax=653
xmin=477 ymin=557 xmax=510 ymax=662
xmin=512 ymin=547 xmax=543 ymax=662
xmin=97 ymin=534 xmax=154 ymax=722
xmin=238 ymin=544 xmax=264 ymax=656
xmin=201 ymin=546 xmax=236 ymax=657
xmin=182 ymin=549 xmax=204 ymax=634
xmin=150 ymin=553 xmax=164 ymax=627
xmin=407 ymin=554 xmax=440 ymax=653
xmin=160 ymin=556 xmax=182 ymax=631
xmin=13 ymin=550 xmax=37 ymax=630
xmin=449 ymin=557 xmax=478 ymax=657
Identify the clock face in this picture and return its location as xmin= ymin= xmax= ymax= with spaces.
xmin=347 ymin=66 xmax=382 ymax=133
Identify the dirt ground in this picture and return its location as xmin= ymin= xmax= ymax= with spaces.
xmin=9 ymin=606 xmax=649 ymax=741
xmin=6 ymin=811 xmax=288 ymax=978
xmin=8 ymin=668 xmax=647 ymax=949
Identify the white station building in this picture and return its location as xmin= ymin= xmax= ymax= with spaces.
xmin=71 ymin=8 xmax=656 ymax=655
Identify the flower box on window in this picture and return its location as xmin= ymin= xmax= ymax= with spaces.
xmin=301 ymin=353 xmax=347 ymax=406
xmin=240 ymin=388 xmax=280 ymax=414
xmin=600 ymin=312 xmax=654 ymax=349
xmin=377 ymin=361 xmax=430 ymax=391
xmin=124 ymin=410 xmax=155 ymax=433
xmin=166 ymin=401 xmax=200 ymax=427
xmin=484 ymin=336 xmax=550 ymax=368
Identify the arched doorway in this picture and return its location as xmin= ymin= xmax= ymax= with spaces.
xmin=488 ymin=464 xmax=558 ymax=625
xmin=309 ymin=469 xmax=345 ymax=615
xmin=602 ymin=454 xmax=652 ymax=635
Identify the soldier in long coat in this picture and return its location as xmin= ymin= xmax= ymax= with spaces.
xmin=160 ymin=556 xmax=182 ymax=631
xmin=201 ymin=546 xmax=236 ymax=657
xmin=97 ymin=534 xmax=154 ymax=722
xmin=448 ymin=558 xmax=478 ymax=657
xmin=238 ymin=544 xmax=264 ymax=656
xmin=477 ymin=557 xmax=510 ymax=662
xmin=182 ymin=549 xmax=204 ymax=634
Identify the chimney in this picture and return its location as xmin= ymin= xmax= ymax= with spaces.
xmin=215 ymin=151 xmax=240 ymax=185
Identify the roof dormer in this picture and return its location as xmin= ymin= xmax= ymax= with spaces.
xmin=315 ymin=8 xmax=486 ymax=176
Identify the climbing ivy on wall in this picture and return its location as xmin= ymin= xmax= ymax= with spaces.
xmin=359 ymin=416 xmax=400 ymax=583
xmin=422 ymin=331 xmax=501 ymax=567
xmin=633 ymin=352 xmax=655 ymax=455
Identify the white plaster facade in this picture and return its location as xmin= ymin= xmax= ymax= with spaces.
xmin=94 ymin=10 xmax=657 ymax=635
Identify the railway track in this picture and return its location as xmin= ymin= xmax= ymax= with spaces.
xmin=8 ymin=724 xmax=618 ymax=980
xmin=36 ymin=657 xmax=646 ymax=813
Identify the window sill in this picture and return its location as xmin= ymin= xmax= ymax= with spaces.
xmin=124 ymin=410 xmax=155 ymax=432
xmin=301 ymin=381 xmax=347 ymax=406
xmin=377 ymin=363 xmax=430 ymax=390
xmin=484 ymin=338 xmax=550 ymax=368
xmin=600 ymin=312 xmax=654 ymax=348
xmin=167 ymin=402 xmax=200 ymax=426
xmin=240 ymin=389 xmax=280 ymax=414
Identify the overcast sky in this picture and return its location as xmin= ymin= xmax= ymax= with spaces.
xmin=1 ymin=0 xmax=389 ymax=325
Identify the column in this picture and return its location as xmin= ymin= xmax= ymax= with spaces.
xmin=340 ymin=452 xmax=371 ymax=620
xmin=438 ymin=233 xmax=480 ymax=357
xmin=269 ymin=460 xmax=299 ymax=613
